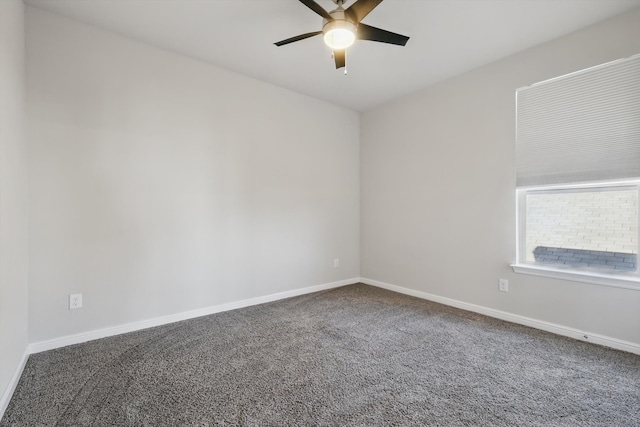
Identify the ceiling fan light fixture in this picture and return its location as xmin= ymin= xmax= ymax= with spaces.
xmin=323 ymin=20 xmax=356 ymax=50
xmin=273 ymin=0 xmax=410 ymax=70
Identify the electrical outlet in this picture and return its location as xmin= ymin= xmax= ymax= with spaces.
xmin=69 ymin=293 xmax=82 ymax=309
xmin=333 ymin=258 xmax=340 ymax=268
xmin=499 ymin=279 xmax=509 ymax=292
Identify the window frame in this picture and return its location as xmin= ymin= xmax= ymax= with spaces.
xmin=512 ymin=180 xmax=640 ymax=291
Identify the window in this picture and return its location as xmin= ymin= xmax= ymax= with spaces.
xmin=513 ymin=54 xmax=640 ymax=289
xmin=515 ymin=183 xmax=639 ymax=286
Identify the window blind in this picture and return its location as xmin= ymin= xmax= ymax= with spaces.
xmin=516 ymin=54 xmax=640 ymax=187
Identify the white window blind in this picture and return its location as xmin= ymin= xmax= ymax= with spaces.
xmin=516 ymin=54 xmax=640 ymax=187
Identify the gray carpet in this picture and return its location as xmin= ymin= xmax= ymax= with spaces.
xmin=2 ymin=284 xmax=639 ymax=426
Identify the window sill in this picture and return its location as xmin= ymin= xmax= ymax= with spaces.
xmin=511 ymin=264 xmax=640 ymax=291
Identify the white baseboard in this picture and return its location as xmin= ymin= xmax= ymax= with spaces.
xmin=0 ymin=350 xmax=29 ymax=420
xmin=28 ymin=278 xmax=358 ymax=354
xmin=360 ymin=277 xmax=640 ymax=355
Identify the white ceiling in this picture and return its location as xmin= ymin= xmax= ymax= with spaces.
xmin=24 ymin=0 xmax=640 ymax=111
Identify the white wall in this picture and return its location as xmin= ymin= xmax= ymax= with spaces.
xmin=26 ymin=7 xmax=359 ymax=343
xmin=21 ymin=2 xmax=640 ymax=352
xmin=361 ymin=8 xmax=640 ymax=345
xmin=0 ymin=0 xmax=29 ymax=410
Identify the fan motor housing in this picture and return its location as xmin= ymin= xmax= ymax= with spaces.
xmin=322 ymin=10 xmax=357 ymax=37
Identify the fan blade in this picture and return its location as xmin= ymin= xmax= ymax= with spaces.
xmin=334 ymin=49 xmax=346 ymax=69
xmin=299 ymin=0 xmax=333 ymax=21
xmin=345 ymin=0 xmax=383 ymax=23
xmin=274 ymin=31 xmax=322 ymax=47
xmin=357 ymin=23 xmax=409 ymax=46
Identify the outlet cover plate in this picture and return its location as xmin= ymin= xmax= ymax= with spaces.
xmin=69 ymin=293 xmax=83 ymax=309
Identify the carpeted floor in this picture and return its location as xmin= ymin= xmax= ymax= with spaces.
xmin=2 ymin=284 xmax=639 ymax=426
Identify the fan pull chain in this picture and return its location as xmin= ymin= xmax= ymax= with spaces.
xmin=344 ymin=50 xmax=347 ymax=75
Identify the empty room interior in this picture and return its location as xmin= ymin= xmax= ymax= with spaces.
xmin=1 ymin=0 xmax=640 ymax=424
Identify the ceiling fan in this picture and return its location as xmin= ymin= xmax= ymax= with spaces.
xmin=274 ymin=0 xmax=409 ymax=71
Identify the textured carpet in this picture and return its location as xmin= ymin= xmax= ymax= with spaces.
xmin=2 ymin=284 xmax=639 ymax=426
